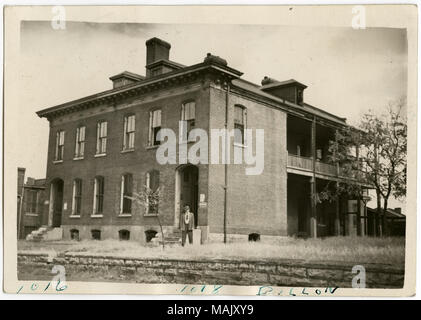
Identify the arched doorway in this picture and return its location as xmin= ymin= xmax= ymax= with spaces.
xmin=175 ymin=165 xmax=198 ymax=228
xmin=49 ymin=179 xmax=64 ymax=227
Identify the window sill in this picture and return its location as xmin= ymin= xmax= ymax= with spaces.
xmin=53 ymin=160 xmax=63 ymax=164
xmin=144 ymin=213 xmax=159 ymax=217
xmin=94 ymin=153 xmax=107 ymax=158
xmin=73 ymin=156 xmax=84 ymax=161
xmin=121 ymin=149 xmax=135 ymax=154
xmin=69 ymin=215 xmax=81 ymax=218
xmin=25 ymin=213 xmax=38 ymax=217
xmin=118 ymin=213 xmax=132 ymax=217
xmin=146 ymin=145 xmax=160 ymax=150
xmin=233 ymin=143 xmax=248 ymax=148
xmin=91 ymin=214 xmax=103 ymax=218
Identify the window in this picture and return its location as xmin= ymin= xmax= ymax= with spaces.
xmin=248 ymin=233 xmax=261 ymax=242
xmin=316 ymin=149 xmax=323 ymax=160
xmin=55 ymin=130 xmax=65 ymax=161
xmin=91 ymin=229 xmax=101 ymax=240
xmin=72 ymin=179 xmax=82 ymax=216
xmin=120 ymin=173 xmax=133 ymax=214
xmin=26 ymin=190 xmax=38 ymax=213
xmin=74 ymin=126 xmax=86 ymax=158
xmin=119 ymin=229 xmax=130 ymax=241
xmin=181 ymin=101 xmax=195 ymax=141
xmin=145 ymin=170 xmax=160 ymax=214
xmin=145 ymin=230 xmax=158 ymax=243
xmin=96 ymin=121 xmax=107 ymax=154
xmin=148 ymin=109 xmax=162 ymax=146
xmin=123 ymin=115 xmax=135 ymax=150
xmin=234 ymin=105 xmax=247 ymax=145
xmin=93 ymin=176 xmax=104 ymax=214
xmin=297 ymin=89 xmax=303 ymax=104
xmin=70 ymin=229 xmax=79 ymax=241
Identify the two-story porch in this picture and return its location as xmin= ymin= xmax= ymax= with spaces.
xmin=286 ymin=114 xmax=370 ymax=238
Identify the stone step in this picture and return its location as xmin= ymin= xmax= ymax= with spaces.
xmin=165 ymin=233 xmax=181 ymax=238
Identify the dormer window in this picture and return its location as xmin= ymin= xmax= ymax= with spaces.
xmin=260 ymin=77 xmax=307 ymax=105
xmin=109 ymin=71 xmax=145 ymax=89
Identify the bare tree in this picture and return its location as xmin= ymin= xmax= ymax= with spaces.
xmin=319 ymin=100 xmax=407 ymax=236
xmin=127 ymin=186 xmax=166 ymax=249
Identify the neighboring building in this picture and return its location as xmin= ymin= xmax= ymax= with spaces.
xmin=367 ymin=207 xmax=406 ymax=237
xmin=17 ymin=168 xmax=47 ymax=239
xmin=36 ymin=37 xmax=373 ymax=243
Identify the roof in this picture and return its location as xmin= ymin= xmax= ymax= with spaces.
xmin=36 ymin=52 xmax=348 ymax=127
xmin=232 ymin=78 xmax=347 ymax=126
xmin=261 ymin=78 xmax=308 ymax=90
xmin=109 ymin=71 xmax=145 ymax=81
xmin=146 ymin=59 xmax=185 ymax=69
xmin=367 ymin=207 xmax=406 ymax=219
xmin=37 ymin=61 xmax=243 ymax=119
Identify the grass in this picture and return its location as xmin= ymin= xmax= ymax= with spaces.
xmin=18 ymin=236 xmax=405 ymax=266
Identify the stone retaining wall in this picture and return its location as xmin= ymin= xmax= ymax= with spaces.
xmin=17 ymin=252 xmax=404 ymax=288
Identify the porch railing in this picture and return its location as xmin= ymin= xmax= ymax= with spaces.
xmin=287 ymin=153 xmax=337 ymax=177
xmin=288 ymin=153 xmax=368 ymax=182
xmin=287 ymin=154 xmax=313 ymax=171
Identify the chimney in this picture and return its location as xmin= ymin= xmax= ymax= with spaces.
xmin=17 ymin=167 xmax=26 ymax=196
xmin=26 ymin=177 xmax=35 ymax=186
xmin=394 ymin=208 xmax=402 ymax=214
xmin=145 ymin=38 xmax=171 ymax=73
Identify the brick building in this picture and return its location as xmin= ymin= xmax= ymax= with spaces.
xmin=36 ymin=37 xmax=370 ymax=243
xmin=17 ymin=168 xmax=47 ymax=239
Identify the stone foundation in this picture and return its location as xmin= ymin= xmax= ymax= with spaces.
xmin=17 ymin=252 xmax=404 ymax=289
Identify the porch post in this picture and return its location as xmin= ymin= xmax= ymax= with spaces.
xmin=356 ymin=144 xmax=362 ymax=236
xmin=334 ymin=132 xmax=341 ymax=236
xmin=335 ymin=182 xmax=341 ymax=236
xmin=310 ymin=116 xmax=317 ymax=238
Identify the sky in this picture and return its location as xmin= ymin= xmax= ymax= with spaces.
xmin=16 ymin=21 xmax=408 ymax=209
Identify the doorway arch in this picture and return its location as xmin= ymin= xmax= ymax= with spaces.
xmin=175 ymin=164 xmax=198 ymax=228
xmin=48 ymin=178 xmax=64 ymax=227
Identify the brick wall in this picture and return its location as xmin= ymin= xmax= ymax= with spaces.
xmin=208 ymin=85 xmax=288 ymax=236
xmin=44 ymin=81 xmax=210 ymax=239
xmin=42 ymin=74 xmax=291 ymax=240
xmin=17 ymin=252 xmax=404 ymax=288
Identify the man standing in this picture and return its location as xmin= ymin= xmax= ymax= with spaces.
xmin=180 ymin=205 xmax=195 ymax=246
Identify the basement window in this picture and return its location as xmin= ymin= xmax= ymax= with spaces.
xmin=145 ymin=230 xmax=158 ymax=243
xmin=248 ymin=233 xmax=260 ymax=242
xmin=70 ymin=229 xmax=79 ymax=241
xmin=119 ymin=229 xmax=130 ymax=241
xmin=91 ymin=229 xmax=101 ymax=240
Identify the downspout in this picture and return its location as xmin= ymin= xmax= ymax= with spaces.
xmin=223 ymin=80 xmax=230 ymax=244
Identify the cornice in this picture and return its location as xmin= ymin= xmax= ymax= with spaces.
xmin=37 ymin=62 xmax=243 ymax=121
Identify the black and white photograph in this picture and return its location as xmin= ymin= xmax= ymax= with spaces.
xmin=2 ymin=4 xmax=417 ymax=297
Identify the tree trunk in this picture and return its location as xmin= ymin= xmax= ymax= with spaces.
xmin=376 ymin=190 xmax=382 ymax=237
xmin=157 ymin=214 xmax=165 ymax=250
xmin=382 ymin=199 xmax=389 ymax=237
xmin=356 ymin=193 xmax=362 ymax=236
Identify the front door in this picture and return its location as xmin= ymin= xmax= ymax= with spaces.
xmin=50 ymin=179 xmax=64 ymax=227
xmin=178 ymin=165 xmax=198 ymax=227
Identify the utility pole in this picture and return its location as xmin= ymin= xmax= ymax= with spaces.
xmin=223 ymin=80 xmax=230 ymax=244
